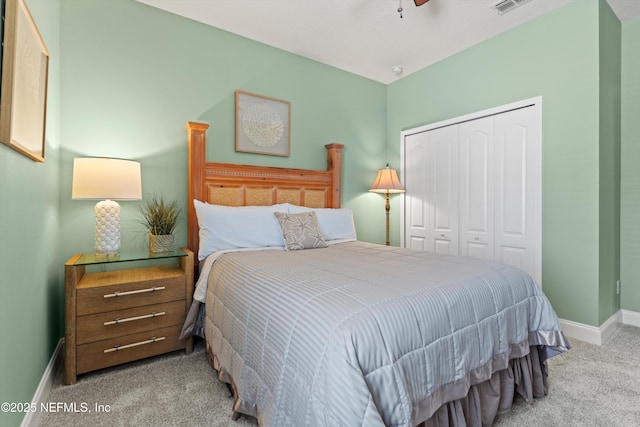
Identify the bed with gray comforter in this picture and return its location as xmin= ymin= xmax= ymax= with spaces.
xmin=195 ymin=241 xmax=569 ymax=426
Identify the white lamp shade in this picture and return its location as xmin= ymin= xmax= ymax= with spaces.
xmin=72 ymin=157 xmax=142 ymax=200
xmin=369 ymin=165 xmax=405 ymax=194
xmin=72 ymin=157 xmax=142 ymax=258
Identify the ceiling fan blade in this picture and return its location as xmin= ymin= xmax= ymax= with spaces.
xmin=414 ymin=0 xmax=429 ymax=5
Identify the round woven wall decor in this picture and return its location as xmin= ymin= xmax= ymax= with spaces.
xmin=242 ymin=103 xmax=284 ymax=148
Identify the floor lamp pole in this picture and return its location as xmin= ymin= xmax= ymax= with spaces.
xmin=384 ymin=191 xmax=391 ymax=246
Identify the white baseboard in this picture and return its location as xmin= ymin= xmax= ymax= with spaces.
xmin=21 ymin=338 xmax=64 ymax=427
xmin=558 ymin=309 xmax=640 ymax=346
xmin=621 ymin=309 xmax=640 ymax=328
xmin=560 ymin=318 xmax=607 ymax=346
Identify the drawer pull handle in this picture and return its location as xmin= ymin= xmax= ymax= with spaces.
xmin=103 ymin=311 xmax=166 ymax=326
xmin=103 ymin=286 xmax=166 ymax=299
xmin=104 ymin=336 xmax=166 ymax=353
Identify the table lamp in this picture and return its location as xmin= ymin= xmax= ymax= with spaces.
xmin=72 ymin=157 xmax=142 ymax=259
xmin=370 ymin=164 xmax=405 ymax=246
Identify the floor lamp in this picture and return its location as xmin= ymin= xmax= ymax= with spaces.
xmin=370 ymin=164 xmax=405 ymax=246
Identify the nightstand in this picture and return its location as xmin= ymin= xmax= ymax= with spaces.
xmin=64 ymin=248 xmax=194 ymax=385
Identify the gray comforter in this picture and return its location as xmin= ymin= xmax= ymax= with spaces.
xmin=202 ymin=241 xmax=568 ymax=426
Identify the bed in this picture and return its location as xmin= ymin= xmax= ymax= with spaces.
xmin=181 ymin=121 xmax=569 ymax=426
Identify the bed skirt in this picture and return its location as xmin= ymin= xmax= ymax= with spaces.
xmin=205 ymin=340 xmax=550 ymax=427
xmin=420 ymin=346 xmax=548 ymax=426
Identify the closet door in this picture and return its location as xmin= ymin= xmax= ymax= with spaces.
xmin=426 ymin=125 xmax=459 ymax=255
xmin=401 ymin=98 xmax=541 ymax=286
xmin=459 ymin=116 xmax=494 ymax=260
xmin=494 ymin=107 xmax=538 ymax=279
xmin=403 ymin=132 xmax=429 ymax=251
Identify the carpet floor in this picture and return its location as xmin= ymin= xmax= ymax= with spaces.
xmin=40 ymin=325 xmax=640 ymax=427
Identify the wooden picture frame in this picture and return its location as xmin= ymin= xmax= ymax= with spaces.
xmin=0 ymin=0 xmax=49 ymax=162
xmin=235 ymin=90 xmax=290 ymax=157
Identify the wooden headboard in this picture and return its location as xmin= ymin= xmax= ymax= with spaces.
xmin=186 ymin=121 xmax=344 ymax=266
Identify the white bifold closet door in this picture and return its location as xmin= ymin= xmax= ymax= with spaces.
xmin=402 ymin=103 xmax=540 ymax=286
xmin=493 ymin=107 xmax=538 ymax=278
xmin=405 ymin=124 xmax=459 ymax=254
xmin=459 ymin=115 xmax=494 ymax=260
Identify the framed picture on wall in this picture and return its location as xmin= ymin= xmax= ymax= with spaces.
xmin=235 ymin=90 xmax=290 ymax=157
xmin=0 ymin=0 xmax=50 ymax=162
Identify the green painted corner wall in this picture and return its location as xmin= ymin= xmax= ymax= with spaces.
xmin=597 ymin=0 xmax=621 ymax=325
xmin=621 ymin=18 xmax=640 ymax=312
xmin=0 ymin=1 xmax=61 ymax=426
xmin=387 ymin=0 xmax=605 ymax=326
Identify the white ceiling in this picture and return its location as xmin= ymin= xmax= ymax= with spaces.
xmin=136 ymin=0 xmax=640 ymax=84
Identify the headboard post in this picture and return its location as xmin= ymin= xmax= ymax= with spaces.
xmin=325 ymin=143 xmax=344 ymax=208
xmin=186 ymin=121 xmax=209 ymax=266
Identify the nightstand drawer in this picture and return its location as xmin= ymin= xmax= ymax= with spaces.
xmin=77 ymin=267 xmax=185 ymax=316
xmin=76 ymin=300 xmax=186 ymax=345
xmin=76 ymin=325 xmax=185 ymax=375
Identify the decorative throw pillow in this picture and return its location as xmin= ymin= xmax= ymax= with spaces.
xmin=274 ymin=211 xmax=328 ymax=251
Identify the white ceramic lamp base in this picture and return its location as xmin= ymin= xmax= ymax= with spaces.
xmin=94 ymin=200 xmax=121 ymax=259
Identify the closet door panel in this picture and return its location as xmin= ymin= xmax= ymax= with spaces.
xmin=494 ymin=107 xmax=537 ymax=279
xmin=428 ymin=126 xmax=459 ymax=255
xmin=404 ymin=133 xmax=429 ymax=251
xmin=459 ymin=116 xmax=494 ymax=260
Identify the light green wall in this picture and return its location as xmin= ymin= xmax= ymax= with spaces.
xmin=0 ymin=1 xmax=61 ymax=426
xmin=621 ymin=18 xmax=640 ymax=312
xmin=58 ymin=0 xmax=388 ymax=262
xmin=597 ymin=0 xmax=621 ymax=324
xmin=387 ymin=0 xmax=605 ymax=326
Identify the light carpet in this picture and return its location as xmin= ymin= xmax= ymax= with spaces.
xmin=40 ymin=326 xmax=640 ymax=427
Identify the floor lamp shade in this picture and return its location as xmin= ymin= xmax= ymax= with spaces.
xmin=72 ymin=157 xmax=142 ymax=258
xmin=370 ymin=164 xmax=405 ymax=246
xmin=369 ymin=164 xmax=405 ymax=194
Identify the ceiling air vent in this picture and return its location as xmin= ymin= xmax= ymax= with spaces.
xmin=490 ymin=0 xmax=533 ymax=15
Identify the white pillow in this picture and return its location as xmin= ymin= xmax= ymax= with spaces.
xmin=194 ymin=200 xmax=286 ymax=260
xmin=286 ymin=205 xmax=357 ymax=241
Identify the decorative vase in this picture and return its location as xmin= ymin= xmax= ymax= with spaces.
xmin=149 ymin=234 xmax=174 ymax=253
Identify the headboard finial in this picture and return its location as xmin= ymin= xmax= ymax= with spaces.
xmin=325 ymin=143 xmax=344 ymax=208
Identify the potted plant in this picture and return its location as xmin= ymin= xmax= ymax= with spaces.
xmin=139 ymin=194 xmax=181 ymax=253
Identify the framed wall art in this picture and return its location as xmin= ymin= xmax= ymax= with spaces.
xmin=0 ymin=0 xmax=50 ymax=162
xmin=235 ymin=90 xmax=290 ymax=157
